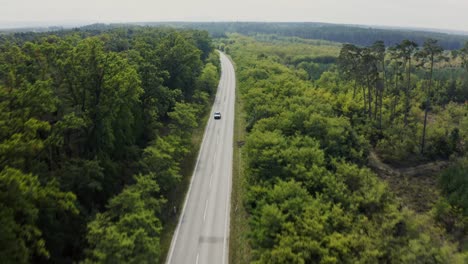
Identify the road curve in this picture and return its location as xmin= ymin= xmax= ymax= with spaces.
xmin=166 ymin=52 xmax=235 ymax=264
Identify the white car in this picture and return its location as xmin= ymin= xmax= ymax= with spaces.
xmin=214 ymin=112 xmax=221 ymax=120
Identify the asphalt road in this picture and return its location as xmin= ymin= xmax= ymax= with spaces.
xmin=166 ymin=51 xmax=235 ymax=264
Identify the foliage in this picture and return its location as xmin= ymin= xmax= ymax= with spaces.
xmin=439 ymin=159 xmax=468 ymax=216
xmin=84 ymin=174 xmax=165 ymax=264
xmin=334 ymin=39 xmax=468 ymax=163
xmin=0 ymin=26 xmax=218 ymax=262
xmin=228 ymin=34 xmax=466 ymax=263
xmin=0 ymin=167 xmax=77 ymax=263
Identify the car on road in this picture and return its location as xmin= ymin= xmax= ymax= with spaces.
xmin=214 ymin=112 xmax=221 ymax=120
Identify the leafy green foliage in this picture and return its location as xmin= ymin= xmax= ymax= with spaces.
xmin=157 ymin=32 xmax=203 ymax=98
xmin=334 ymin=39 xmax=468 ymax=164
xmin=197 ymin=63 xmax=219 ymax=96
xmin=439 ymin=159 xmax=468 ymax=216
xmin=228 ymin=34 xmax=466 ymax=263
xmin=84 ymin=174 xmax=165 ymax=264
xmin=0 ymin=26 xmax=218 ymax=262
xmin=0 ymin=167 xmax=77 ymax=263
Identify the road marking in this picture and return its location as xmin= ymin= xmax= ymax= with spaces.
xmin=222 ymin=52 xmax=234 ymax=264
xmin=203 ymin=199 xmax=208 ymax=222
xmin=167 ymin=51 xmax=233 ymax=264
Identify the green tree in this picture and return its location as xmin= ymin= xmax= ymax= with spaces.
xmin=387 ymin=46 xmax=405 ymax=122
xmin=338 ymin=44 xmax=362 ymax=99
xmin=85 ymin=174 xmax=165 ymax=264
xmin=0 ymin=167 xmax=77 ymax=263
xmin=361 ymin=47 xmax=379 ymax=119
xmin=227 ymin=34 xmax=466 ymax=263
xmin=196 ymin=62 xmax=219 ymax=96
xmin=185 ymin=30 xmax=213 ymax=62
xmin=371 ymin=40 xmax=387 ymax=127
xmin=394 ymin=40 xmax=418 ymax=126
xmin=141 ymin=135 xmax=188 ymax=195
xmin=415 ymin=39 xmax=444 ymax=154
xmin=157 ymin=32 xmax=203 ymax=98
xmin=460 ymin=42 xmax=468 ymax=72
xmin=0 ymin=27 xmax=218 ymax=262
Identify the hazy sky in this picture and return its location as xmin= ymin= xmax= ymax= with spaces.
xmin=1 ymin=0 xmax=467 ymax=32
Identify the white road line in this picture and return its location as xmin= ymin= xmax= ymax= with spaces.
xmin=203 ymin=199 xmax=208 ymax=222
xmin=167 ymin=51 xmax=234 ymax=264
xmin=222 ymin=52 xmax=235 ymax=264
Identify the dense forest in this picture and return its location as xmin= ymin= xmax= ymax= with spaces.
xmin=222 ymin=34 xmax=468 ymax=263
xmin=2 ymin=21 xmax=468 ymax=263
xmin=0 ymin=26 xmax=220 ymax=263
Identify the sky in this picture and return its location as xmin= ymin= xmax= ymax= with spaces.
xmin=1 ymin=0 xmax=467 ymax=32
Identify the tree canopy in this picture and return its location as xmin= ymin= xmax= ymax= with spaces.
xmin=225 ymin=34 xmax=467 ymax=263
xmin=0 ymin=26 xmax=219 ymax=263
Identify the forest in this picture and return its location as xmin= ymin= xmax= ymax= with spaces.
xmin=0 ymin=26 xmax=220 ymax=263
xmin=221 ymin=34 xmax=468 ymax=263
xmin=1 ymin=21 xmax=468 ymax=264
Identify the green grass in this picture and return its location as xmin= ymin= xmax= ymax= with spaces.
xmin=228 ymin=55 xmax=252 ymax=264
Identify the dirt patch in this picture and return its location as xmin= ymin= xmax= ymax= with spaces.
xmin=369 ymin=151 xmax=449 ymax=213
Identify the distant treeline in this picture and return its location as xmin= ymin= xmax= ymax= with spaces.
xmin=145 ymin=22 xmax=468 ymax=50
xmin=3 ymin=22 xmax=467 ymax=50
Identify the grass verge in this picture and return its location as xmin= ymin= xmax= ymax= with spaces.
xmin=228 ymin=55 xmax=252 ymax=264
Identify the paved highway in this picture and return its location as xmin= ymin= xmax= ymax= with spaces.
xmin=166 ymin=52 xmax=235 ymax=264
